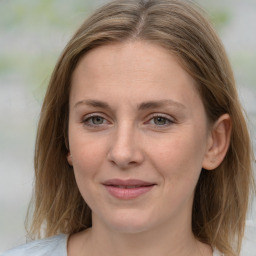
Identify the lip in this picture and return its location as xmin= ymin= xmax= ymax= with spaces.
xmin=102 ymin=179 xmax=156 ymax=200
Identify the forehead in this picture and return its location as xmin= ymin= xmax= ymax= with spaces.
xmin=70 ymin=40 xmax=201 ymax=109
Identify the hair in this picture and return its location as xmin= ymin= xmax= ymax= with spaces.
xmin=27 ymin=0 xmax=255 ymax=255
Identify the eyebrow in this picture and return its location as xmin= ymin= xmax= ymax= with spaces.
xmin=74 ymin=99 xmax=111 ymax=109
xmin=74 ymin=99 xmax=186 ymax=110
xmin=138 ymin=99 xmax=186 ymax=111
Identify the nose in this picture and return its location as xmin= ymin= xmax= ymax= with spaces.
xmin=107 ymin=123 xmax=144 ymax=169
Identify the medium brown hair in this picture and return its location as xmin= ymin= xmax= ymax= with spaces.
xmin=28 ymin=0 xmax=255 ymax=255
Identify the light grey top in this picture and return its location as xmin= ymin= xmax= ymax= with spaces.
xmin=1 ymin=234 xmax=68 ymax=256
xmin=1 ymin=234 xmax=223 ymax=256
xmin=2 ymin=221 xmax=256 ymax=255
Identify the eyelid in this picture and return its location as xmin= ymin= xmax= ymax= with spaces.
xmin=82 ymin=112 xmax=107 ymax=119
xmin=149 ymin=113 xmax=175 ymax=122
xmin=151 ymin=112 xmax=174 ymax=119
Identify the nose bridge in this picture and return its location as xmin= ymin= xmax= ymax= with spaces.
xmin=107 ymin=120 xmax=143 ymax=168
xmin=116 ymin=120 xmax=134 ymax=146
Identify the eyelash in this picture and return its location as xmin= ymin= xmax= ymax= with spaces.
xmin=81 ymin=113 xmax=175 ymax=129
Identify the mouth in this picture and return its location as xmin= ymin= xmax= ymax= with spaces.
xmin=102 ymin=179 xmax=156 ymax=200
xmin=109 ymin=185 xmax=152 ymax=188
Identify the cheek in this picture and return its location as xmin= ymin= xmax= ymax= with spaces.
xmin=69 ymin=137 xmax=107 ymax=204
xmin=69 ymin=134 xmax=107 ymax=178
xmin=152 ymin=131 xmax=207 ymax=182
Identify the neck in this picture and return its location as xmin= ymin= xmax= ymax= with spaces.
xmin=91 ymin=225 xmax=197 ymax=256
xmin=70 ymin=214 xmax=212 ymax=256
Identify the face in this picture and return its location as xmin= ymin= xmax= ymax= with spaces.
xmin=68 ymin=41 xmax=212 ymax=234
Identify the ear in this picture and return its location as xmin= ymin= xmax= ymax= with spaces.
xmin=202 ymin=114 xmax=231 ymax=170
xmin=67 ymin=152 xmax=73 ymax=166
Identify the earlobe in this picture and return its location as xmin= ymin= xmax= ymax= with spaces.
xmin=202 ymin=114 xmax=231 ymax=170
xmin=67 ymin=152 xmax=73 ymax=166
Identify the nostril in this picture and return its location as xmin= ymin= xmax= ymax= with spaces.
xmin=129 ymin=161 xmax=138 ymax=165
xmin=108 ymin=158 xmax=138 ymax=168
xmin=107 ymin=151 xmax=143 ymax=169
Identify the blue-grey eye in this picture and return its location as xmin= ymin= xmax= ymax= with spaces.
xmin=91 ymin=116 xmax=104 ymax=125
xmin=153 ymin=117 xmax=170 ymax=125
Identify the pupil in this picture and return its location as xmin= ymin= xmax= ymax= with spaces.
xmin=93 ymin=117 xmax=103 ymax=124
xmin=155 ymin=117 xmax=166 ymax=125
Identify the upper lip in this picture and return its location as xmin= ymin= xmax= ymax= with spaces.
xmin=102 ymin=179 xmax=156 ymax=187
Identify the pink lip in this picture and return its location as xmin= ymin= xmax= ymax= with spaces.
xmin=102 ymin=179 xmax=156 ymax=200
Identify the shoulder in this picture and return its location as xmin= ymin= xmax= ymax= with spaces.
xmin=1 ymin=234 xmax=68 ymax=256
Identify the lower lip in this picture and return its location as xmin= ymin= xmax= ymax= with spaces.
xmin=104 ymin=185 xmax=154 ymax=200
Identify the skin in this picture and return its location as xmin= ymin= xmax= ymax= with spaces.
xmin=67 ymin=41 xmax=231 ymax=256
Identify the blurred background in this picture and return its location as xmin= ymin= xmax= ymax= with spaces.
xmin=0 ymin=0 xmax=255 ymax=253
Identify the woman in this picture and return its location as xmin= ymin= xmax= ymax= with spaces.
xmin=2 ymin=0 xmax=254 ymax=255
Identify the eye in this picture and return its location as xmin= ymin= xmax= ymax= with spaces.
xmin=90 ymin=116 xmax=104 ymax=125
xmin=152 ymin=116 xmax=170 ymax=126
xmin=146 ymin=114 xmax=174 ymax=127
xmin=82 ymin=114 xmax=110 ymax=128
